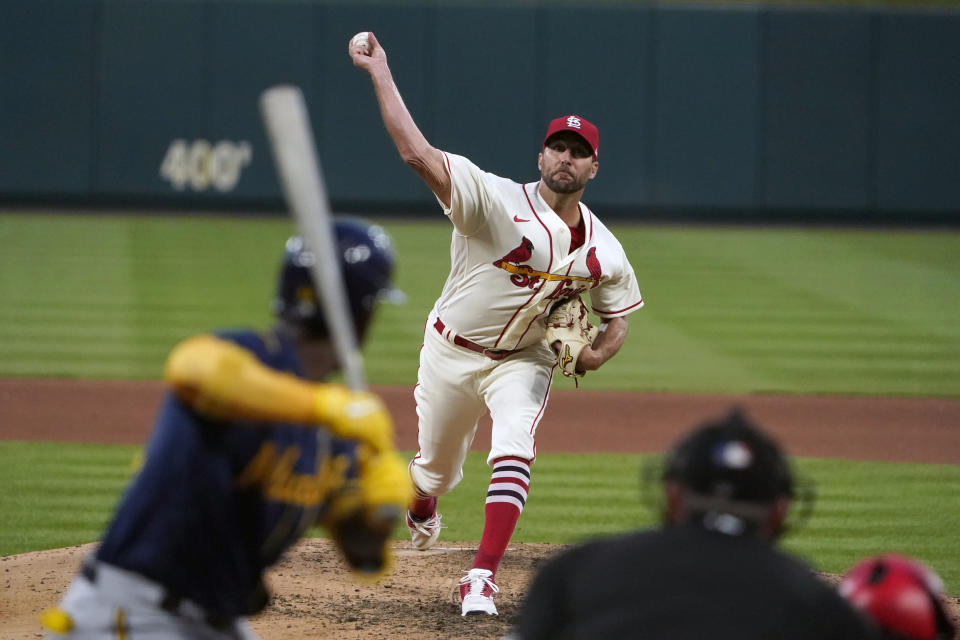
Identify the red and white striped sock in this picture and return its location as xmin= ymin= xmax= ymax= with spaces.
xmin=472 ymin=456 xmax=531 ymax=577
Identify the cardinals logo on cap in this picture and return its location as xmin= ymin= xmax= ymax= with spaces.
xmin=544 ymin=115 xmax=599 ymax=161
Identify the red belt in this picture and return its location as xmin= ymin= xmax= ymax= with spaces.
xmin=433 ymin=318 xmax=519 ymax=360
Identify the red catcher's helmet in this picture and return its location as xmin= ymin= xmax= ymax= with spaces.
xmin=839 ymin=554 xmax=955 ymax=640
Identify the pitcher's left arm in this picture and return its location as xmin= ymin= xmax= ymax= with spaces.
xmin=578 ymin=316 xmax=628 ymax=372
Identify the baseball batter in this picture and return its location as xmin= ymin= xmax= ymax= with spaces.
xmin=350 ymin=32 xmax=643 ymax=616
xmin=41 ymin=220 xmax=410 ymax=640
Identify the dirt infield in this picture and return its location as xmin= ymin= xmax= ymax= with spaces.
xmin=3 ymin=379 xmax=959 ymax=463
xmin=1 ymin=378 xmax=958 ymax=638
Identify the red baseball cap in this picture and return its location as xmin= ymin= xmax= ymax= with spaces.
xmin=543 ymin=114 xmax=599 ymax=160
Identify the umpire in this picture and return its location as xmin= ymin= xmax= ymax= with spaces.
xmin=506 ymin=409 xmax=882 ymax=640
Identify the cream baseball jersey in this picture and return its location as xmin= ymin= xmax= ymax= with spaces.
xmin=431 ymin=152 xmax=644 ymax=350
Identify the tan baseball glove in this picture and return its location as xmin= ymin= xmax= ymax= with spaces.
xmin=545 ymin=297 xmax=599 ymax=378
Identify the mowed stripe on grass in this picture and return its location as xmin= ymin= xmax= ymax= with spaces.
xmin=0 ymin=443 xmax=957 ymax=592
xmin=2 ymin=213 xmax=959 ymax=394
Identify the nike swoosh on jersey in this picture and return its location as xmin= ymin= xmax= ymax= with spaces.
xmin=513 ymin=215 xmax=530 ymax=222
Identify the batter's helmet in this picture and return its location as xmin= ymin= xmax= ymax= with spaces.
xmin=272 ymin=217 xmax=404 ymax=340
xmin=839 ymin=554 xmax=955 ymax=640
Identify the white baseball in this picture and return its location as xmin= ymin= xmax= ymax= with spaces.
xmin=351 ymin=32 xmax=370 ymax=54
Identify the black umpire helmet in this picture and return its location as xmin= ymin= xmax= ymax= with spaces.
xmin=662 ymin=408 xmax=796 ymax=537
xmin=272 ymin=217 xmax=404 ymax=340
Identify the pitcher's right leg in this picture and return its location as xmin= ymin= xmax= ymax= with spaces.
xmin=406 ymin=327 xmax=486 ymax=550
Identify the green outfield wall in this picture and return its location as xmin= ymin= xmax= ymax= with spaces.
xmin=2 ymin=1 xmax=959 ymax=221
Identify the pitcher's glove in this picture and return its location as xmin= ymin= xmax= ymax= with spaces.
xmin=545 ymin=297 xmax=599 ymax=378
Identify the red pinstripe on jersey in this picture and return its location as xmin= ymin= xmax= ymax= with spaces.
xmin=510 ymin=260 xmax=577 ymax=347
xmin=491 ymin=184 xmax=557 ymax=349
xmin=592 ymin=298 xmax=645 ymax=316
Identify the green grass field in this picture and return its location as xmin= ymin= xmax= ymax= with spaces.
xmin=1 ymin=212 xmax=958 ymax=593
xmin=2 ymin=213 xmax=958 ymax=395
xmin=1 ymin=442 xmax=957 ymax=590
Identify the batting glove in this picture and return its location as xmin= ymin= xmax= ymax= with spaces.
xmin=314 ymin=385 xmax=395 ymax=453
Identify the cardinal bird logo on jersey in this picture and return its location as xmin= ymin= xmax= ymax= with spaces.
xmin=494 ymin=235 xmax=596 ymax=294
xmin=494 ymin=236 xmax=534 ymax=267
xmin=586 ymin=247 xmax=602 ymax=284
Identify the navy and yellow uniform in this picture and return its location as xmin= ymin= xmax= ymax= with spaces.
xmin=43 ymin=220 xmax=408 ymax=639
xmin=97 ymin=329 xmax=356 ymax=618
xmin=44 ymin=329 xmax=409 ymax=639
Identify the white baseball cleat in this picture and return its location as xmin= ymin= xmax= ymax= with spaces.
xmin=459 ymin=568 xmax=499 ymax=616
xmin=406 ymin=510 xmax=443 ymax=551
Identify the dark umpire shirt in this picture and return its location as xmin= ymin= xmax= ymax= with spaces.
xmin=96 ymin=329 xmax=359 ymax=619
xmin=509 ymin=522 xmax=882 ymax=640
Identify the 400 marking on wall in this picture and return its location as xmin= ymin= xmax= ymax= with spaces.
xmin=160 ymin=139 xmax=252 ymax=192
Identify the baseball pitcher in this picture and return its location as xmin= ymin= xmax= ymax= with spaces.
xmin=349 ymin=32 xmax=644 ymax=617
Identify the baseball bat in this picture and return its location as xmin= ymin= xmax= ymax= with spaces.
xmin=259 ymin=85 xmax=366 ymax=392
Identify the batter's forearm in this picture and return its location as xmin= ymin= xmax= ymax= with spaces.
xmin=164 ymin=335 xmax=341 ymax=425
xmin=578 ymin=317 xmax=628 ymax=371
xmin=368 ymin=66 xmax=450 ymax=205
xmin=165 ymin=335 xmax=395 ymax=450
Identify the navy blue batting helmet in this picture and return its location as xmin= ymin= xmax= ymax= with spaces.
xmin=272 ymin=217 xmax=404 ymax=339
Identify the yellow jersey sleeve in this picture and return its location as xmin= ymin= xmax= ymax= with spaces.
xmin=164 ymin=334 xmax=395 ymax=451
xmin=163 ymin=334 xmax=319 ymax=423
